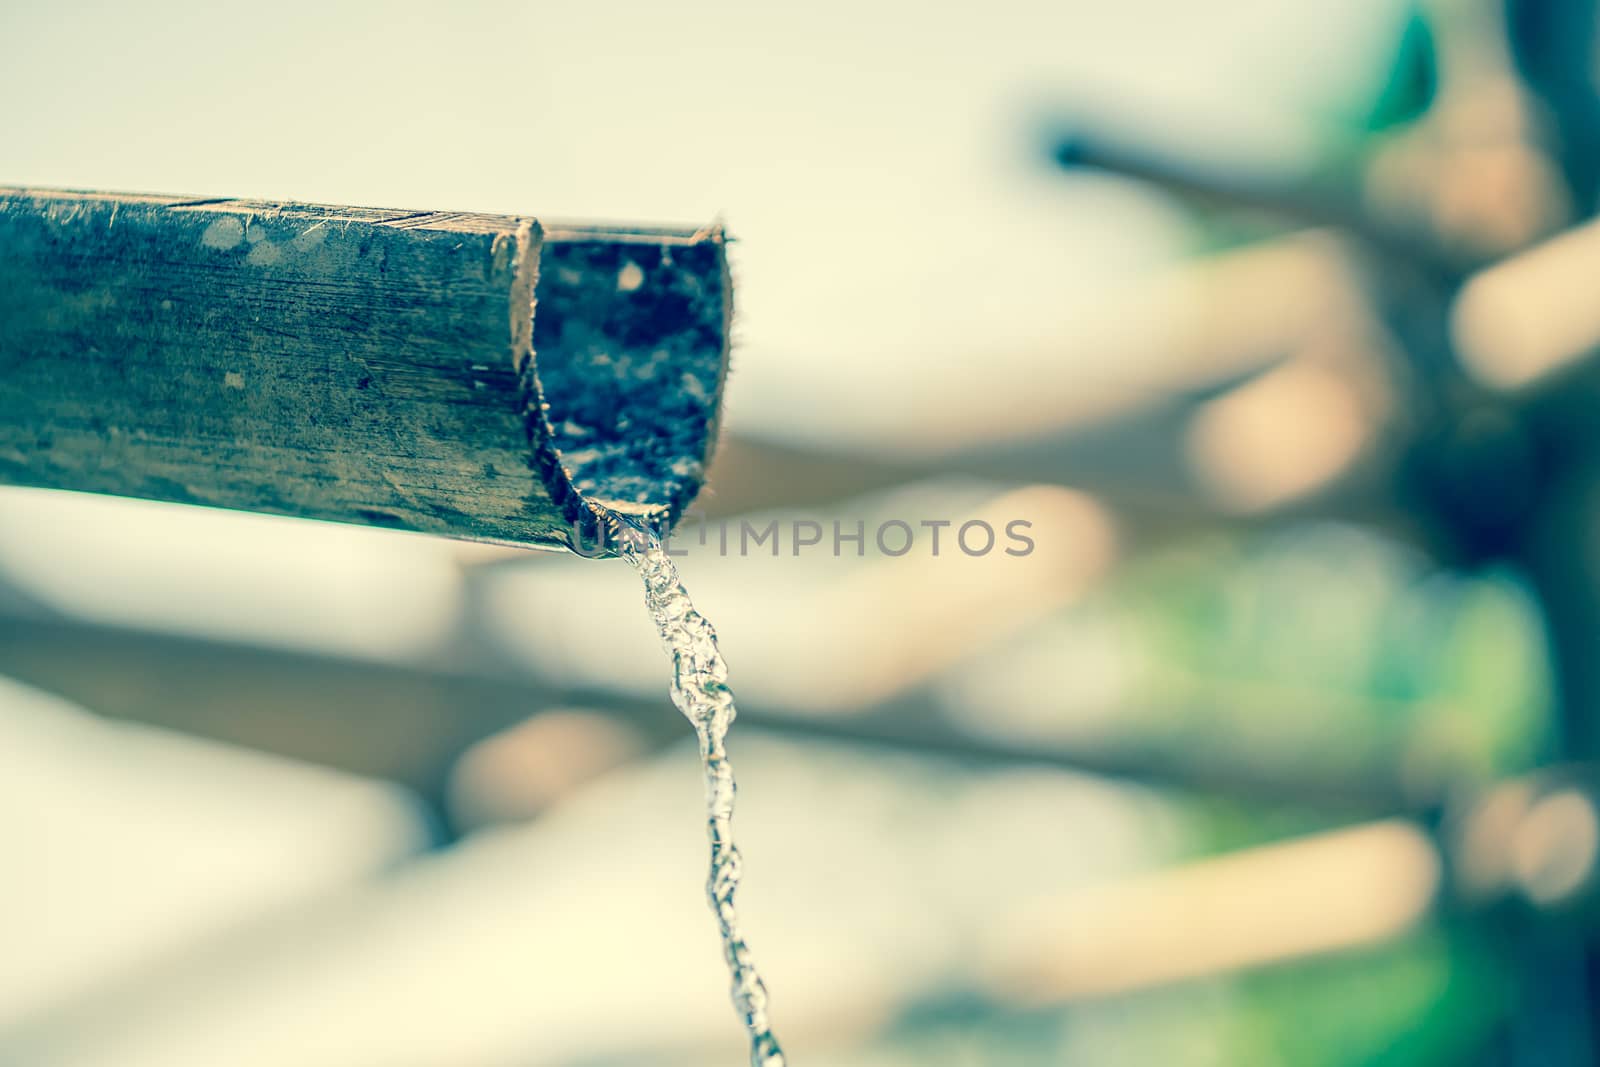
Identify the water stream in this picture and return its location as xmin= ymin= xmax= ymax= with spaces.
xmin=615 ymin=522 xmax=787 ymax=1067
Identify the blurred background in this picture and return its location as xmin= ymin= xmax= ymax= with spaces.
xmin=5 ymin=0 xmax=1600 ymax=1062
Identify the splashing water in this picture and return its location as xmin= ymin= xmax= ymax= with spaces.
xmin=615 ymin=522 xmax=787 ymax=1067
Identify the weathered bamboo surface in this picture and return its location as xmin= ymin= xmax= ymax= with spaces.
xmin=0 ymin=189 xmax=730 ymax=550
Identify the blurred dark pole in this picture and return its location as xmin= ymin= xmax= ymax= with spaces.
xmin=1501 ymin=2 xmax=1600 ymax=1058
xmin=1506 ymin=0 xmax=1600 ymax=210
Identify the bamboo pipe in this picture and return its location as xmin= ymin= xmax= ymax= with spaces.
xmin=0 ymin=189 xmax=730 ymax=552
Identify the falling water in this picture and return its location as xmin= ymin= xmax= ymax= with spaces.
xmin=615 ymin=521 xmax=786 ymax=1067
